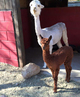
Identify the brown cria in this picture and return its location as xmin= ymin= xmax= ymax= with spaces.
xmin=39 ymin=35 xmax=73 ymax=93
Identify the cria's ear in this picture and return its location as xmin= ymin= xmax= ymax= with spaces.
xmin=48 ymin=35 xmax=52 ymax=42
xmin=39 ymin=34 xmax=43 ymax=39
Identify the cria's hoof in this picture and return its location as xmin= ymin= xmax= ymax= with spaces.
xmin=54 ymin=88 xmax=57 ymax=93
xmin=65 ymin=78 xmax=67 ymax=81
xmin=65 ymin=78 xmax=70 ymax=83
xmin=67 ymin=80 xmax=70 ymax=83
xmin=54 ymin=90 xmax=57 ymax=93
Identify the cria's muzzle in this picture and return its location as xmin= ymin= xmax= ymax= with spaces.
xmin=43 ymin=46 xmax=45 ymax=50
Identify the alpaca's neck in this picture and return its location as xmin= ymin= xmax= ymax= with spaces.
xmin=34 ymin=16 xmax=42 ymax=36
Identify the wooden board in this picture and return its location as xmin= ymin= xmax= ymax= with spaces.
xmin=5 ymin=0 xmax=12 ymax=9
xmin=0 ymin=0 xmax=5 ymax=9
xmin=19 ymin=0 xmax=27 ymax=8
xmin=11 ymin=0 xmax=26 ymax=67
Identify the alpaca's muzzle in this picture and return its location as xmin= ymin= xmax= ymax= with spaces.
xmin=34 ymin=7 xmax=37 ymax=13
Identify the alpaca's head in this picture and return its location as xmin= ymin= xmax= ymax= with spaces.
xmin=29 ymin=0 xmax=44 ymax=17
xmin=39 ymin=35 xmax=52 ymax=50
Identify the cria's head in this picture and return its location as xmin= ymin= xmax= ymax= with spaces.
xmin=29 ymin=0 xmax=44 ymax=17
xmin=39 ymin=35 xmax=52 ymax=50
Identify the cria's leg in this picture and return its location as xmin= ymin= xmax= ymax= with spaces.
xmin=64 ymin=62 xmax=72 ymax=82
xmin=67 ymin=65 xmax=72 ymax=82
xmin=53 ymin=69 xmax=59 ymax=93
xmin=51 ymin=69 xmax=54 ymax=78
xmin=64 ymin=65 xmax=68 ymax=81
xmin=57 ymin=41 xmax=62 ymax=48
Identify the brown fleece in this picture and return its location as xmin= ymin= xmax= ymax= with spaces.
xmin=40 ymin=35 xmax=73 ymax=93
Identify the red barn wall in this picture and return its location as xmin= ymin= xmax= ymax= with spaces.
xmin=21 ymin=7 xmax=80 ymax=49
xmin=0 ymin=11 xmax=18 ymax=67
xmin=40 ymin=7 xmax=80 ymax=46
xmin=21 ymin=9 xmax=31 ymax=49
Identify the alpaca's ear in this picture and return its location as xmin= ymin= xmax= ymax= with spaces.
xmin=48 ymin=35 xmax=52 ymax=42
xmin=39 ymin=34 xmax=43 ymax=39
xmin=40 ymin=4 xmax=44 ymax=9
xmin=29 ymin=2 xmax=32 ymax=7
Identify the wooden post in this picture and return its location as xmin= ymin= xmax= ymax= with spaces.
xmin=12 ymin=0 xmax=26 ymax=67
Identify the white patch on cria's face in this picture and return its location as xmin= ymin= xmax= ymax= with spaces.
xmin=29 ymin=0 xmax=44 ymax=17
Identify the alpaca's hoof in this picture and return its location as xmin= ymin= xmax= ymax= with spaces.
xmin=43 ymin=65 xmax=46 ymax=68
xmin=43 ymin=62 xmax=47 ymax=68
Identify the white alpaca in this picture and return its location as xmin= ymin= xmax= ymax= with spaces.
xmin=29 ymin=0 xmax=69 ymax=68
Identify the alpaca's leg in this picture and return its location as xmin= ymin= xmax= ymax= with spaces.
xmin=53 ymin=69 xmax=59 ymax=93
xmin=50 ymin=45 xmax=53 ymax=54
xmin=62 ymin=29 xmax=69 ymax=46
xmin=57 ymin=41 xmax=62 ymax=48
xmin=43 ymin=62 xmax=47 ymax=68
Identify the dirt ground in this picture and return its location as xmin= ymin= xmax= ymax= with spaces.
xmin=0 ymin=63 xmax=80 ymax=97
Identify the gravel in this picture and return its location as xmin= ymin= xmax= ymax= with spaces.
xmin=0 ymin=63 xmax=80 ymax=97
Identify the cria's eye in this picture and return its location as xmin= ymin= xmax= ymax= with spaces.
xmin=38 ymin=5 xmax=40 ymax=7
xmin=31 ymin=4 xmax=32 ymax=6
xmin=46 ymin=41 xmax=48 ymax=45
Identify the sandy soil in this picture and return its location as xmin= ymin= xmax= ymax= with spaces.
xmin=0 ymin=63 xmax=80 ymax=97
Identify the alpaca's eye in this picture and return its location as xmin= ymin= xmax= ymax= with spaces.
xmin=31 ymin=4 xmax=32 ymax=6
xmin=38 ymin=5 xmax=40 ymax=7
